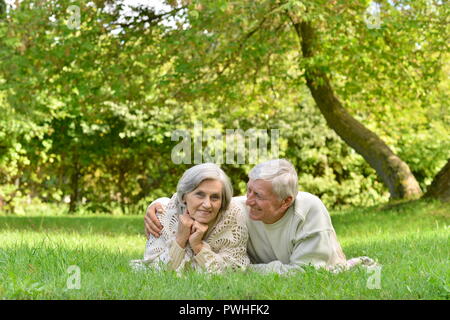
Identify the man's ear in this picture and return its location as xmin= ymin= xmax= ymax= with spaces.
xmin=281 ymin=196 xmax=293 ymax=209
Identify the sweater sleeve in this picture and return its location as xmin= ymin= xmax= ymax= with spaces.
xmin=193 ymin=231 xmax=249 ymax=274
xmin=136 ymin=232 xmax=187 ymax=271
xmin=193 ymin=203 xmax=250 ymax=274
xmin=248 ymin=230 xmax=336 ymax=274
xmin=131 ymin=200 xmax=189 ymax=272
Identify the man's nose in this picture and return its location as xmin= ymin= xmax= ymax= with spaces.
xmin=246 ymin=193 xmax=255 ymax=206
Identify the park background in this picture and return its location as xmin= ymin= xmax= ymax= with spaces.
xmin=0 ymin=0 xmax=448 ymax=299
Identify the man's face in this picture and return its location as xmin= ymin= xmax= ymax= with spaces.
xmin=245 ymin=179 xmax=290 ymax=224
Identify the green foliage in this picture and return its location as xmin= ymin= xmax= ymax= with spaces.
xmin=0 ymin=0 xmax=448 ymax=213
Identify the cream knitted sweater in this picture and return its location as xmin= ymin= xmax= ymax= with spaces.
xmin=131 ymin=195 xmax=250 ymax=274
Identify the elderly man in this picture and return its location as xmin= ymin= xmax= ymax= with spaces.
xmin=145 ymin=159 xmax=347 ymax=274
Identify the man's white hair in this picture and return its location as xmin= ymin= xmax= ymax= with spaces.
xmin=248 ymin=159 xmax=298 ymax=200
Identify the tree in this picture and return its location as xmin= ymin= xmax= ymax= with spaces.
xmin=290 ymin=19 xmax=422 ymax=200
xmin=150 ymin=0 xmax=448 ymax=201
xmin=424 ymin=159 xmax=450 ymax=202
xmin=0 ymin=0 xmax=5 ymax=19
xmin=0 ymin=0 xmax=447 ymax=212
xmin=0 ymin=0 xmax=191 ymax=212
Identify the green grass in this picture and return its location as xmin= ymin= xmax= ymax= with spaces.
xmin=0 ymin=199 xmax=449 ymax=299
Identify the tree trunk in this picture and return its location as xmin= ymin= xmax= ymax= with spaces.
xmin=291 ymin=20 xmax=422 ymax=200
xmin=118 ymin=162 xmax=127 ymax=214
xmin=0 ymin=0 xmax=6 ymax=19
xmin=424 ymin=159 xmax=450 ymax=202
xmin=69 ymin=159 xmax=80 ymax=213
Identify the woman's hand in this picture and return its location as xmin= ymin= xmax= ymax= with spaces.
xmin=189 ymin=221 xmax=209 ymax=255
xmin=176 ymin=210 xmax=194 ymax=248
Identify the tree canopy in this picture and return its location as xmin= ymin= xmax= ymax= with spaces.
xmin=0 ymin=0 xmax=448 ymax=213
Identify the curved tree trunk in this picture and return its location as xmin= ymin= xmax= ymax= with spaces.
xmin=291 ymin=20 xmax=422 ymax=200
xmin=424 ymin=159 xmax=450 ymax=202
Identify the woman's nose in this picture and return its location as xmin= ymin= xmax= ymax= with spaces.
xmin=203 ymin=198 xmax=212 ymax=208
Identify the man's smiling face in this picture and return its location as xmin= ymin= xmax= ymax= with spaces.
xmin=245 ymin=179 xmax=290 ymax=224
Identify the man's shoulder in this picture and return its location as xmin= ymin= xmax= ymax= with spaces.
xmin=294 ymin=191 xmax=323 ymax=210
xmin=293 ymin=191 xmax=333 ymax=233
xmin=296 ymin=191 xmax=322 ymax=202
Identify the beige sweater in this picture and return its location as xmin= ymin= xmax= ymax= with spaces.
xmin=131 ymin=195 xmax=250 ymax=274
xmin=233 ymin=192 xmax=347 ymax=274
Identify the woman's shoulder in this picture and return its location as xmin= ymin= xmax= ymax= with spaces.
xmin=207 ymin=198 xmax=248 ymax=246
xmin=230 ymin=196 xmax=247 ymax=211
xmin=161 ymin=194 xmax=178 ymax=211
xmin=228 ymin=198 xmax=245 ymax=213
xmin=221 ymin=198 xmax=247 ymax=226
xmin=157 ymin=195 xmax=180 ymax=233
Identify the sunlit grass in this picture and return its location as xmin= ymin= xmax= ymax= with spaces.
xmin=0 ymin=199 xmax=448 ymax=299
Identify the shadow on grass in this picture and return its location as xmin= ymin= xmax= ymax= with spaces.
xmin=340 ymin=230 xmax=449 ymax=268
xmin=330 ymin=198 xmax=449 ymax=235
xmin=0 ymin=216 xmax=144 ymax=237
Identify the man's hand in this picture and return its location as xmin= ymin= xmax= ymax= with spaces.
xmin=144 ymin=202 xmax=164 ymax=238
xmin=189 ymin=221 xmax=208 ymax=255
xmin=176 ymin=211 xmax=194 ymax=249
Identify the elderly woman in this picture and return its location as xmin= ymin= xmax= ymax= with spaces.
xmin=131 ymin=163 xmax=250 ymax=273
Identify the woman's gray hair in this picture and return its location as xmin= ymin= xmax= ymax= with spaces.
xmin=176 ymin=163 xmax=233 ymax=214
xmin=248 ymin=159 xmax=298 ymax=200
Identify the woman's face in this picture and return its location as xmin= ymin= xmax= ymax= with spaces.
xmin=184 ymin=179 xmax=223 ymax=225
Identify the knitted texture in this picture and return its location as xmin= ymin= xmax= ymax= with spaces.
xmin=130 ymin=195 xmax=250 ymax=274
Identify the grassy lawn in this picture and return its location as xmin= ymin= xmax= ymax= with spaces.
xmin=0 ymin=199 xmax=448 ymax=300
